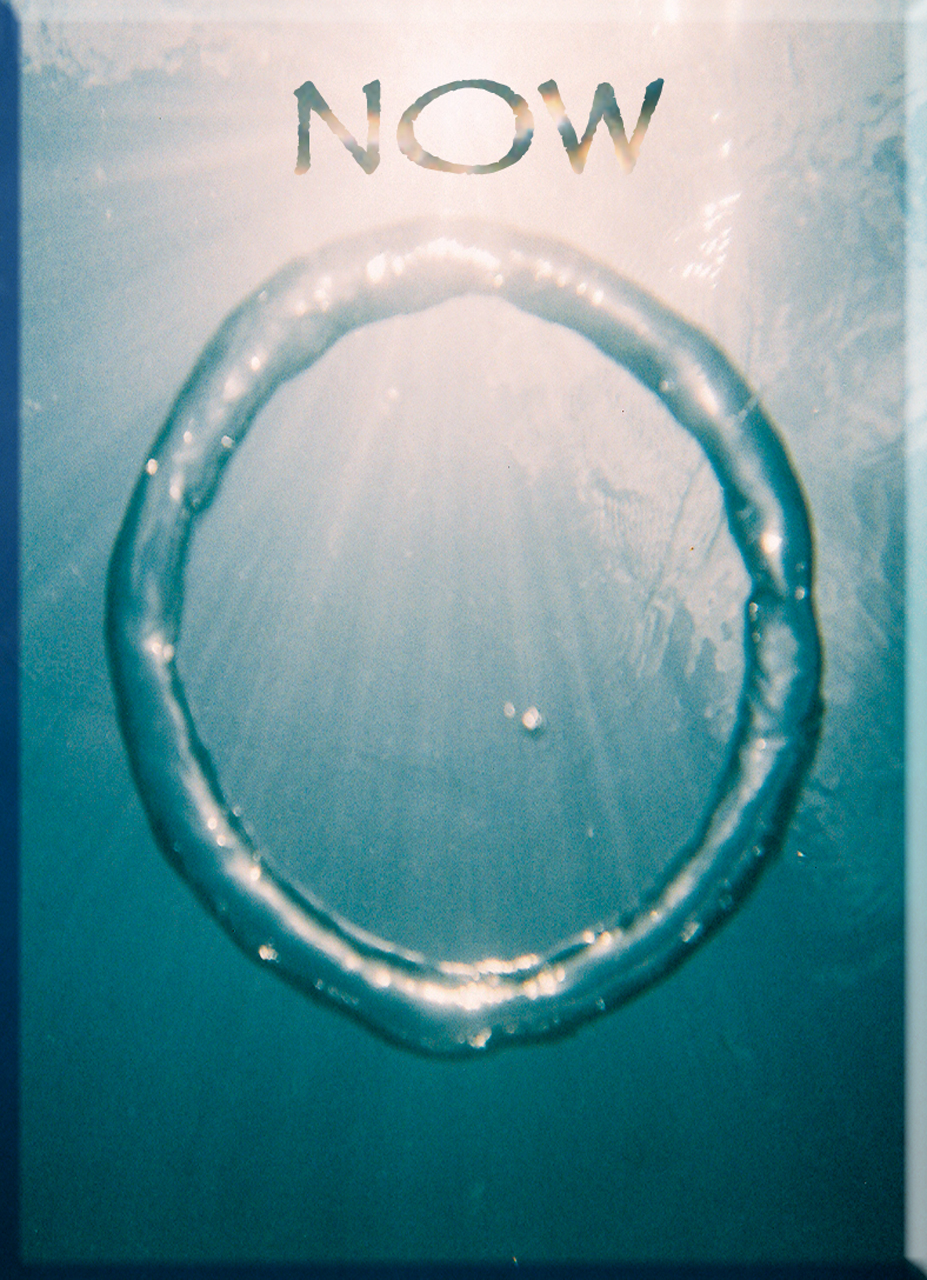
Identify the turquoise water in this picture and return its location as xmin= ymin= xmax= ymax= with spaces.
xmin=19 ymin=18 xmax=904 ymax=1263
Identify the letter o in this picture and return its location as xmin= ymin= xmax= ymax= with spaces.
xmin=397 ymin=79 xmax=534 ymax=174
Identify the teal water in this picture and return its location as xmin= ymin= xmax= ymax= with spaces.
xmin=19 ymin=20 xmax=904 ymax=1263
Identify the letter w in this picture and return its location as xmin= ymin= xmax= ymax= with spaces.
xmin=538 ymin=79 xmax=664 ymax=173
xmin=294 ymin=80 xmax=381 ymax=174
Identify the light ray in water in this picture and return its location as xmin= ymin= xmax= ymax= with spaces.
xmin=106 ymin=220 xmax=822 ymax=1057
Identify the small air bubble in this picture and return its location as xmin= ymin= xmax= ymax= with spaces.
xmin=521 ymin=706 xmax=544 ymax=734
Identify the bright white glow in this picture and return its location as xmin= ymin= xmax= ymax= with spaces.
xmin=366 ymin=254 xmax=387 ymax=283
xmin=761 ymin=530 xmax=783 ymax=555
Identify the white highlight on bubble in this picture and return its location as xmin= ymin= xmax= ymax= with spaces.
xmin=366 ymin=254 xmax=387 ymax=283
xmin=521 ymin=706 xmax=543 ymax=733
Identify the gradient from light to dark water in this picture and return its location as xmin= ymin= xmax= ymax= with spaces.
xmin=19 ymin=16 xmax=904 ymax=1264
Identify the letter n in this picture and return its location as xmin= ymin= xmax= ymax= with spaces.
xmin=293 ymin=81 xmax=381 ymax=174
xmin=538 ymin=79 xmax=664 ymax=173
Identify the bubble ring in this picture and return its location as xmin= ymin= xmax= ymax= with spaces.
xmin=106 ymin=220 xmax=822 ymax=1056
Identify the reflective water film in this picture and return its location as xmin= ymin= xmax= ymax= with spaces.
xmin=106 ymin=221 xmax=822 ymax=1056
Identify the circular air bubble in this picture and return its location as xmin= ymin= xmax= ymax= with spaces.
xmin=106 ymin=220 xmax=822 ymax=1057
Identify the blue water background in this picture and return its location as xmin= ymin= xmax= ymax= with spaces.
xmin=18 ymin=18 xmax=904 ymax=1263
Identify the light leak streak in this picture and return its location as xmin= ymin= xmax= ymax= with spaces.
xmin=106 ymin=220 xmax=822 ymax=1058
